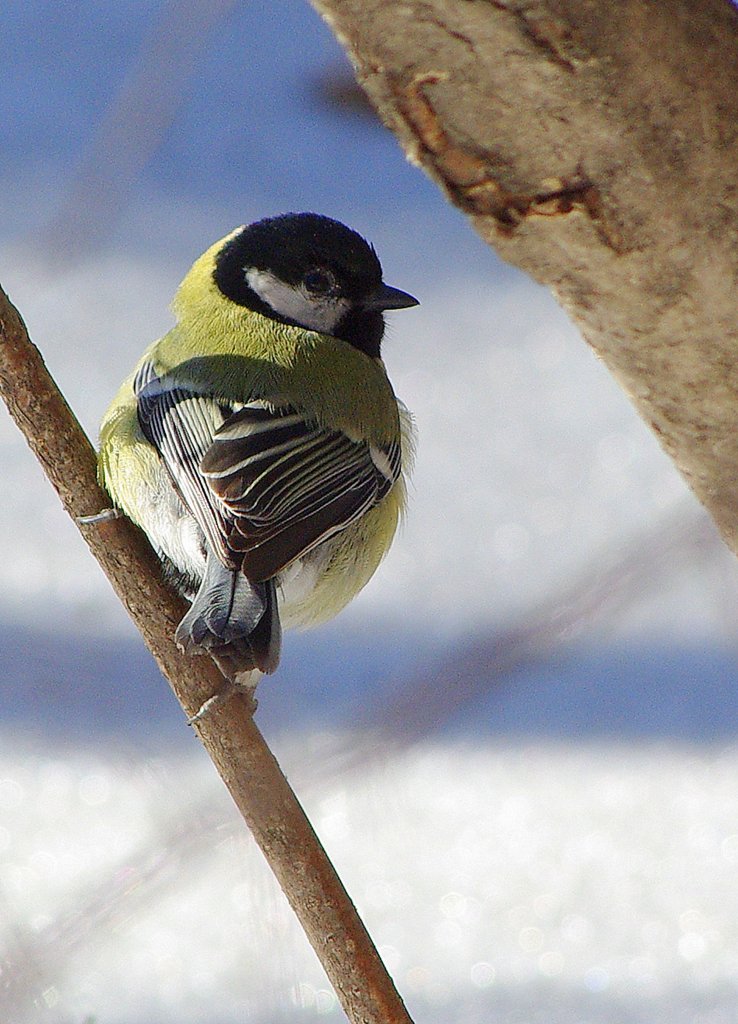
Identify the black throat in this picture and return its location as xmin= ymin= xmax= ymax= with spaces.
xmin=333 ymin=307 xmax=385 ymax=359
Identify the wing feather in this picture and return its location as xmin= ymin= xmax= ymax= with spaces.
xmin=134 ymin=360 xmax=401 ymax=583
xmin=202 ymin=405 xmax=400 ymax=581
xmin=134 ymin=360 xmax=234 ymax=565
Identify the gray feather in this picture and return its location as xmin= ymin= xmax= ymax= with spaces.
xmin=175 ymin=549 xmax=281 ymax=675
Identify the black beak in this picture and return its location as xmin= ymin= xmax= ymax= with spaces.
xmin=365 ymin=282 xmax=419 ymax=311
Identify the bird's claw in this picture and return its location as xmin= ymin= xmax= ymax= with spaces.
xmin=77 ymin=507 xmax=122 ymax=525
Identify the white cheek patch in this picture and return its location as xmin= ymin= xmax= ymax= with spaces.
xmin=246 ymin=268 xmax=350 ymax=334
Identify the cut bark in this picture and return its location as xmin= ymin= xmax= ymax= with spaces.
xmin=312 ymin=0 xmax=738 ymax=552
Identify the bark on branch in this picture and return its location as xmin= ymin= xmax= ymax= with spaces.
xmin=312 ymin=0 xmax=738 ymax=555
xmin=0 ymin=284 xmax=413 ymax=1024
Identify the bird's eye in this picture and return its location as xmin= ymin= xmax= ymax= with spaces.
xmin=303 ymin=269 xmax=333 ymax=295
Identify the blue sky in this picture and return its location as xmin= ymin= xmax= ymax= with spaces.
xmin=2 ymin=0 xmax=495 ymax=270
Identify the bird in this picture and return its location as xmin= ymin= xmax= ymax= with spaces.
xmin=98 ymin=212 xmax=418 ymax=698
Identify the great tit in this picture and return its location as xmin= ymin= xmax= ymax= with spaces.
xmin=98 ymin=213 xmax=417 ymax=685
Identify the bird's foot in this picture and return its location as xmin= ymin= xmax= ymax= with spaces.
xmin=77 ymin=507 xmax=122 ymax=525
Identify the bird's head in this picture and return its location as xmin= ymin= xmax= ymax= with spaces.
xmin=212 ymin=212 xmax=418 ymax=358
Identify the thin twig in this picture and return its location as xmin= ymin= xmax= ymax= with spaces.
xmin=0 ymin=282 xmax=414 ymax=1024
xmin=366 ymin=505 xmax=719 ymax=741
xmin=39 ymin=0 xmax=238 ymax=260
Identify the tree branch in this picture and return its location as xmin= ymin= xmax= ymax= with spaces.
xmin=0 ymin=283 xmax=414 ymax=1024
xmin=311 ymin=0 xmax=738 ymax=559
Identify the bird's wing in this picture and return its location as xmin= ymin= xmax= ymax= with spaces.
xmin=201 ymin=404 xmax=402 ymax=582
xmin=134 ymin=359 xmax=235 ymax=565
xmin=134 ymin=360 xmax=401 ymax=582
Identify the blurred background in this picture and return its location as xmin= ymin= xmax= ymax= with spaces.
xmin=2 ymin=3 xmax=738 ymax=1022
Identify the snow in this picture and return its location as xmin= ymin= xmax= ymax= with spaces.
xmin=4 ymin=738 xmax=738 ymax=1024
xmin=2 ymin=3 xmax=738 ymax=1023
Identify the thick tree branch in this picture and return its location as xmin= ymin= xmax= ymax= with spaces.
xmin=0 ymin=284 xmax=413 ymax=1024
xmin=312 ymin=0 xmax=738 ymax=557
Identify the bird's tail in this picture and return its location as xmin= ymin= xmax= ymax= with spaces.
xmin=175 ymin=551 xmax=281 ymax=676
